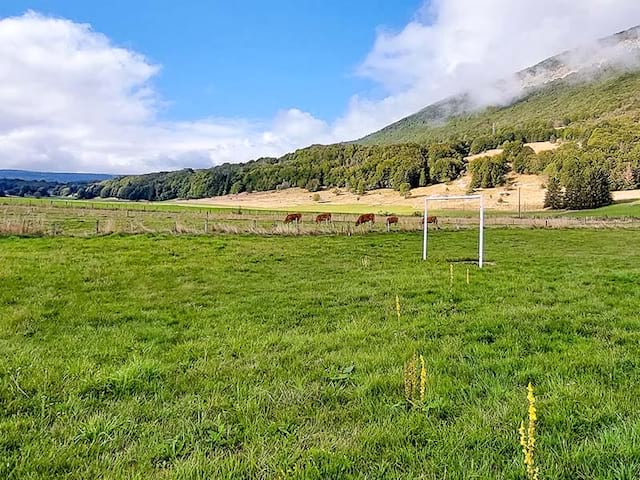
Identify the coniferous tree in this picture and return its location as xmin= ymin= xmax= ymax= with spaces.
xmin=563 ymin=174 xmax=585 ymax=210
xmin=589 ymin=167 xmax=613 ymax=208
xmin=544 ymin=176 xmax=564 ymax=209
xmin=419 ymin=169 xmax=428 ymax=187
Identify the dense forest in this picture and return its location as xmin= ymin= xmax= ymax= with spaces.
xmin=83 ymin=143 xmax=469 ymax=201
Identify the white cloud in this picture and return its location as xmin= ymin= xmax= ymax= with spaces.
xmin=1 ymin=4 xmax=640 ymax=174
xmin=0 ymin=12 xmax=333 ymax=174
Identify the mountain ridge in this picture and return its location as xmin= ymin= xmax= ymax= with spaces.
xmin=358 ymin=24 xmax=640 ymax=145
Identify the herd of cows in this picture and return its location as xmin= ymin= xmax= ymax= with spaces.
xmin=283 ymin=213 xmax=439 ymax=227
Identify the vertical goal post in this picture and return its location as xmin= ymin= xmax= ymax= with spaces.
xmin=422 ymin=194 xmax=484 ymax=268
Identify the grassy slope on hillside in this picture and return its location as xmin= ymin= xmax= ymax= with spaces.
xmin=2 ymin=231 xmax=640 ymax=479
xmin=360 ymin=72 xmax=640 ymax=144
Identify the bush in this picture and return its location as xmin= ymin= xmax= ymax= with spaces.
xmin=276 ymin=181 xmax=291 ymax=191
xmin=230 ymin=181 xmax=243 ymax=194
xmin=306 ymin=179 xmax=321 ymax=192
xmin=312 ymin=193 xmax=321 ymax=202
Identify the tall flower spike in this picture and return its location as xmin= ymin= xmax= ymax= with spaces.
xmin=409 ymin=352 xmax=417 ymax=400
xmin=520 ymin=383 xmax=539 ymax=480
xmin=403 ymin=361 xmax=411 ymax=400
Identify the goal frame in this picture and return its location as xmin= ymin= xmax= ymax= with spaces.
xmin=422 ymin=194 xmax=484 ymax=268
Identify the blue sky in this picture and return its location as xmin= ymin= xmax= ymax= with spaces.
xmin=0 ymin=0 xmax=422 ymax=122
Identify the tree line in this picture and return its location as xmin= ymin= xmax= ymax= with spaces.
xmin=0 ymin=179 xmax=87 ymax=198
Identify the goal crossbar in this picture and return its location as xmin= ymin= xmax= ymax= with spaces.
xmin=422 ymin=194 xmax=484 ymax=268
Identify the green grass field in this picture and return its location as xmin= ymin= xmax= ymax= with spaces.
xmin=1 ymin=230 xmax=640 ymax=479
xmin=549 ymin=200 xmax=640 ymax=219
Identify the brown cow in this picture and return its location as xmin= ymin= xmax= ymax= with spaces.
xmin=385 ymin=215 xmax=399 ymax=232
xmin=315 ymin=213 xmax=332 ymax=223
xmin=422 ymin=215 xmax=438 ymax=226
xmin=356 ymin=213 xmax=375 ymax=226
xmin=386 ymin=215 xmax=399 ymax=226
xmin=284 ymin=213 xmax=302 ymax=224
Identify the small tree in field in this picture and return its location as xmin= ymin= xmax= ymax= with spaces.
xmin=399 ymin=182 xmax=412 ymax=198
xmin=544 ymin=176 xmax=564 ymax=209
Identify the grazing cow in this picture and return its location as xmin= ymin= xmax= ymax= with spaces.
xmin=356 ymin=213 xmax=375 ymax=226
xmin=315 ymin=212 xmax=332 ymax=223
xmin=284 ymin=213 xmax=302 ymax=224
xmin=385 ymin=215 xmax=399 ymax=232
xmin=386 ymin=216 xmax=399 ymax=226
xmin=422 ymin=216 xmax=438 ymax=227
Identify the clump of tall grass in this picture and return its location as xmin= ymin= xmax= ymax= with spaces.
xmin=403 ymin=352 xmax=426 ymax=407
xmin=0 ymin=218 xmax=46 ymax=236
xmin=519 ymin=382 xmax=539 ymax=480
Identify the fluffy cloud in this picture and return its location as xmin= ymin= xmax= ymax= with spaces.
xmin=1 ymin=3 xmax=640 ymax=173
xmin=0 ymin=12 xmax=333 ymax=173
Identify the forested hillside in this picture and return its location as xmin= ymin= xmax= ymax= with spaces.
xmin=361 ymin=24 xmax=640 ymax=145
xmin=359 ymin=70 xmax=640 ymax=146
xmin=81 ymin=68 xmax=640 ymax=210
xmin=84 ymin=144 xmax=442 ymax=200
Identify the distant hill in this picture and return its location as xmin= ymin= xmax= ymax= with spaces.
xmin=0 ymin=170 xmax=115 ymax=183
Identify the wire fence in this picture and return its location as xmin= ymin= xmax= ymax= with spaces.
xmin=1 ymin=202 xmax=639 ymax=237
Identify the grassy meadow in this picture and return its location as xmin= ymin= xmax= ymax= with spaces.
xmin=1 ymin=228 xmax=640 ymax=479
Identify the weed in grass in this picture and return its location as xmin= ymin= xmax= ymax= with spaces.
xmin=403 ymin=352 xmax=417 ymax=403
xmin=519 ymin=382 xmax=540 ymax=480
xmin=419 ymin=354 xmax=426 ymax=402
xmin=395 ymin=294 xmax=401 ymax=320
xmin=403 ymin=352 xmax=426 ymax=406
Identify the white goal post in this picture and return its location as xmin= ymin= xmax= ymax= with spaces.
xmin=422 ymin=194 xmax=484 ymax=268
